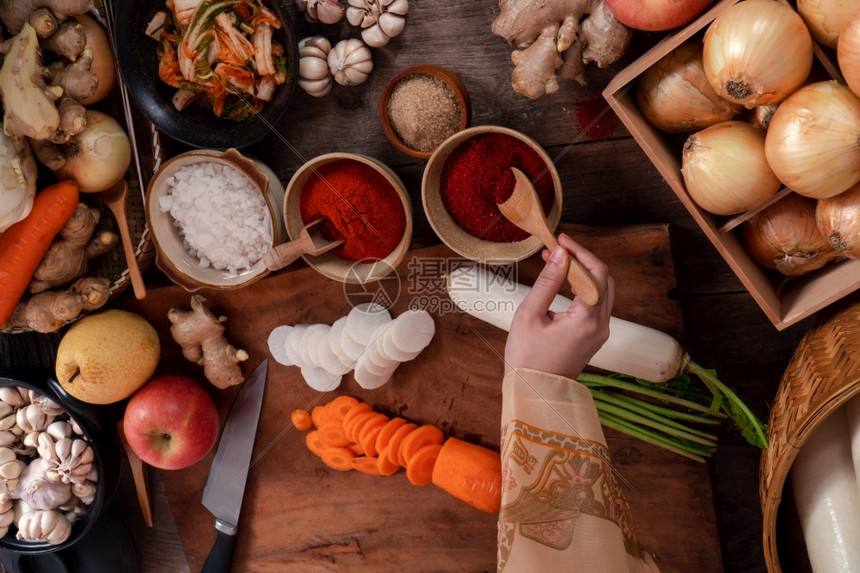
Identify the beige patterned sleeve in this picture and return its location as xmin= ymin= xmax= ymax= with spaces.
xmin=498 ymin=368 xmax=660 ymax=573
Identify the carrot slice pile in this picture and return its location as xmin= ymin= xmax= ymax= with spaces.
xmin=297 ymin=395 xmax=501 ymax=513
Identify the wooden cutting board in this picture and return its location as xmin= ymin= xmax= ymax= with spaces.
xmin=118 ymin=224 xmax=722 ymax=572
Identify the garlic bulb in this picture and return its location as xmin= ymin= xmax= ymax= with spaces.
xmin=742 ymin=193 xmax=838 ymax=276
xmin=15 ymin=458 xmax=72 ymax=511
xmin=16 ymin=508 xmax=72 ymax=545
xmin=298 ymin=36 xmax=332 ymax=98
xmin=635 ymin=41 xmax=740 ymax=134
xmin=328 ymin=39 xmax=373 ymax=86
xmin=296 ymin=0 xmax=345 ymax=24
xmin=817 ymin=183 xmax=860 ymax=260
xmin=765 ymin=81 xmax=860 ymax=199
xmin=346 ymin=0 xmax=408 ymax=48
xmin=681 ymin=121 xmax=781 ymax=216
xmin=798 ymin=0 xmax=860 ymax=49
xmin=703 ymin=0 xmax=813 ymax=108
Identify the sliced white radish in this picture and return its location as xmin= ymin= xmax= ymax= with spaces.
xmin=298 ymin=324 xmax=325 ymax=368
xmin=305 ymin=324 xmax=331 ymax=369
xmin=340 ymin=320 xmax=366 ymax=361
xmin=316 ymin=329 xmax=349 ymax=376
xmin=353 ymin=356 xmax=398 ymax=390
xmin=267 ymin=325 xmax=293 ymax=366
xmin=390 ymin=309 xmax=435 ymax=357
xmin=301 ymin=366 xmax=342 ymax=392
xmin=285 ymin=325 xmax=308 ymax=367
xmin=379 ymin=323 xmax=414 ymax=363
xmin=363 ymin=340 xmax=400 ymax=376
xmin=345 ymin=302 xmax=392 ymax=347
xmin=328 ymin=317 xmax=354 ymax=371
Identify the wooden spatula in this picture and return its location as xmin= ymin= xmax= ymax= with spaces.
xmin=497 ymin=168 xmax=604 ymax=306
xmin=262 ymin=218 xmax=344 ymax=271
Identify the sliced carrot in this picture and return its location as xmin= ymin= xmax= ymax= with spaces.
xmin=321 ymin=446 xmax=355 ymax=471
xmin=398 ymin=424 xmax=443 ymax=468
xmin=347 ymin=442 xmax=365 ymax=456
xmin=376 ymin=450 xmax=400 ymax=476
xmin=352 ymin=456 xmax=383 ymax=475
xmin=374 ymin=417 xmax=407 ymax=455
xmin=406 ymin=443 xmax=443 ymax=486
xmin=327 ymin=395 xmax=361 ymax=422
xmin=318 ymin=423 xmax=350 ymax=448
xmin=305 ymin=430 xmax=327 ymax=458
xmin=431 ymin=437 xmax=501 ymax=513
xmin=311 ymin=405 xmax=330 ymax=429
xmin=358 ymin=413 xmax=390 ymax=457
xmin=291 ymin=409 xmax=313 ymax=431
xmin=385 ymin=422 xmax=417 ymax=468
xmin=341 ymin=402 xmax=373 ymax=431
xmin=345 ymin=409 xmax=378 ymax=443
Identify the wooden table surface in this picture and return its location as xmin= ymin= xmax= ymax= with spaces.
xmin=0 ymin=2 xmax=826 ymax=572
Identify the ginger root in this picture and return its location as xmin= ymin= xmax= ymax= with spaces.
xmin=491 ymin=0 xmax=632 ymax=99
xmin=2 ymin=277 xmax=110 ymax=334
xmin=0 ymin=0 xmax=93 ymax=36
xmin=168 ymin=295 xmax=249 ymax=389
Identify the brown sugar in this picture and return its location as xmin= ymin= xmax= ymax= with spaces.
xmin=386 ymin=74 xmax=462 ymax=152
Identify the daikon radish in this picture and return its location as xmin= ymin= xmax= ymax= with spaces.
xmin=328 ymin=317 xmax=353 ymax=370
xmin=791 ymin=408 xmax=860 ymax=572
xmin=302 ymin=366 xmax=342 ymax=392
xmin=345 ymin=303 xmax=391 ymax=346
xmin=390 ymin=310 xmax=435 ymax=357
xmin=267 ymin=325 xmax=293 ymax=366
xmin=447 ymin=264 xmax=687 ymax=383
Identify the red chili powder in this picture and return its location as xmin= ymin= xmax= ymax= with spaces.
xmin=439 ymin=133 xmax=554 ymax=242
xmin=300 ymin=159 xmax=406 ymax=261
xmin=575 ymin=95 xmax=620 ymax=140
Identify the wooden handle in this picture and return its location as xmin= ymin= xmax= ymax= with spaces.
xmin=118 ymin=220 xmax=147 ymax=300
xmin=262 ymin=239 xmax=308 ymax=271
xmin=542 ymin=234 xmax=604 ymax=306
xmin=117 ymin=421 xmax=153 ymax=528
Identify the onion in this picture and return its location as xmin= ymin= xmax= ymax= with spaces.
xmin=838 ymin=5 xmax=860 ymax=99
xmin=741 ymin=192 xmax=838 ymax=276
xmin=635 ymin=41 xmax=740 ymax=134
xmin=747 ymin=104 xmax=777 ymax=132
xmin=764 ymin=81 xmax=860 ymax=199
xmin=798 ymin=0 xmax=860 ymax=49
xmin=681 ymin=120 xmax=781 ymax=216
xmin=75 ymin=14 xmax=116 ymax=106
xmin=816 ymin=183 xmax=860 ymax=260
xmin=702 ymin=0 xmax=813 ymax=108
xmin=52 ymin=110 xmax=131 ymax=193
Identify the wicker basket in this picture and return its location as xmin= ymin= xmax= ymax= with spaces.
xmin=760 ymin=292 xmax=860 ymax=571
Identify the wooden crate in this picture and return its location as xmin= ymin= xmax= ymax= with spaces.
xmin=602 ymin=0 xmax=860 ymax=330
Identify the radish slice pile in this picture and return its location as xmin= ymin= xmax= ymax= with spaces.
xmin=267 ymin=304 xmax=436 ymax=392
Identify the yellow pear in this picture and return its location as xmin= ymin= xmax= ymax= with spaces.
xmin=55 ymin=309 xmax=160 ymax=404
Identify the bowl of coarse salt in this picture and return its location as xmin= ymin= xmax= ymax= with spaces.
xmin=145 ymin=148 xmax=287 ymax=291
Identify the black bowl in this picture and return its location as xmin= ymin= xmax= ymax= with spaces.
xmin=115 ymin=0 xmax=298 ymax=149
xmin=0 ymin=368 xmax=121 ymax=555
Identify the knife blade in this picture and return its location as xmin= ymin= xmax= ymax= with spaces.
xmin=201 ymin=358 xmax=268 ymax=573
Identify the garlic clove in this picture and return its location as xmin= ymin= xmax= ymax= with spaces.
xmin=346 ymin=6 xmax=364 ymax=26
xmin=298 ymin=78 xmax=332 ymax=97
xmin=0 ymin=447 xmax=15 ymax=465
xmin=0 ymin=388 xmax=26 ymax=408
xmin=299 ymin=57 xmax=330 ymax=82
xmin=362 ymin=24 xmax=390 ymax=48
xmin=0 ymin=461 xmax=22 ymax=479
xmin=386 ymin=0 xmax=409 ymax=15
xmin=0 ymin=431 xmax=15 ymax=447
xmin=316 ymin=0 xmax=345 ymax=24
xmin=377 ymin=12 xmax=405 ymax=38
xmin=46 ymin=421 xmax=72 ymax=440
xmin=0 ymin=403 xmax=12 ymax=419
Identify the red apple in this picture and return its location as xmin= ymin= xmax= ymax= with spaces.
xmin=123 ymin=375 xmax=220 ymax=470
xmin=605 ymin=0 xmax=715 ymax=31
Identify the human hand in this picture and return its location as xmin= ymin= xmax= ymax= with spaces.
xmin=504 ymin=233 xmax=615 ymax=379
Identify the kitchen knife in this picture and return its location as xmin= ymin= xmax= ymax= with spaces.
xmin=201 ymin=358 xmax=268 ymax=573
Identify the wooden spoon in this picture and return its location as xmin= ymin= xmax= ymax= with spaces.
xmin=262 ymin=218 xmax=344 ymax=271
xmin=117 ymin=420 xmax=153 ymax=528
xmin=497 ymin=167 xmax=604 ymax=306
xmin=102 ymin=179 xmax=147 ymax=299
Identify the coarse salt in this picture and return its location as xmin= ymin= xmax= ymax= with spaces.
xmin=159 ymin=161 xmax=272 ymax=274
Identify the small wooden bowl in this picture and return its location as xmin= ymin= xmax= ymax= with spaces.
xmin=283 ymin=152 xmax=413 ymax=284
xmin=421 ymin=125 xmax=563 ymax=264
xmin=379 ymin=64 xmax=471 ymax=159
xmin=145 ymin=148 xmax=286 ymax=292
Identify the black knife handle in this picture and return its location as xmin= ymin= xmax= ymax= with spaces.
xmin=202 ymin=520 xmax=237 ymax=573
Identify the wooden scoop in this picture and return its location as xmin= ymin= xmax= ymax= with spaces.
xmin=117 ymin=420 xmax=153 ymax=528
xmin=497 ymin=168 xmax=604 ymax=306
xmin=102 ymin=179 xmax=147 ymax=299
xmin=262 ymin=218 xmax=344 ymax=271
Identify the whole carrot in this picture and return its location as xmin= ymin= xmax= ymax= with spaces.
xmin=0 ymin=180 xmax=80 ymax=326
xmin=431 ymin=437 xmax=501 ymax=513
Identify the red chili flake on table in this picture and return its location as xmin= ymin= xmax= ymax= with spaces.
xmin=574 ymin=95 xmax=620 ymax=140
xmin=439 ymin=133 xmax=554 ymax=243
xmin=300 ymin=159 xmax=406 ymax=261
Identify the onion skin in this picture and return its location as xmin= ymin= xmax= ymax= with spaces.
xmin=764 ymin=81 xmax=860 ymax=200
xmin=636 ymin=41 xmax=740 ymax=134
xmin=703 ymin=0 xmax=813 ymax=108
xmin=799 ymin=0 xmax=860 ymax=49
xmin=838 ymin=5 xmax=860 ymax=100
xmin=75 ymin=14 xmax=116 ymax=106
xmin=816 ymin=183 xmax=860 ymax=260
xmin=742 ymin=192 xmax=838 ymax=276
xmin=681 ymin=120 xmax=781 ymax=216
xmin=52 ymin=110 xmax=131 ymax=193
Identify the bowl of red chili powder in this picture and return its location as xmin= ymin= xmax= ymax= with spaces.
xmin=422 ymin=126 xmax=562 ymax=263
xmin=284 ymin=153 xmax=412 ymax=283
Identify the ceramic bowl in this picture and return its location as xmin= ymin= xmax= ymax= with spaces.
xmin=145 ymin=148 xmax=287 ymax=292
xmin=0 ymin=368 xmax=121 ymax=555
xmin=115 ymin=0 xmax=298 ymax=149
xmin=421 ymin=125 xmax=563 ymax=264
xmin=283 ymin=153 xmax=413 ymax=284
xmin=379 ymin=65 xmax=471 ymax=159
